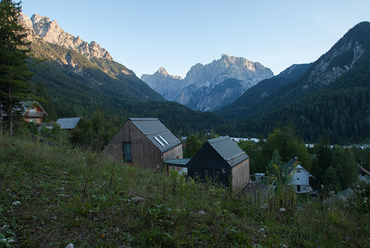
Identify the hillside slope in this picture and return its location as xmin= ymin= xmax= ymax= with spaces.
xmin=217 ymin=63 xmax=311 ymax=119
xmin=22 ymin=13 xmax=164 ymax=118
xmin=0 ymin=135 xmax=369 ymax=247
xmin=30 ymin=40 xmax=164 ymax=117
xmin=228 ymin=22 xmax=370 ymax=144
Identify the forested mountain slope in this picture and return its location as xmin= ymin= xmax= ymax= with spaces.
xmin=29 ymin=40 xmax=165 ymax=118
xmin=224 ymin=22 xmax=370 ymax=144
xmin=217 ymin=63 xmax=311 ymax=119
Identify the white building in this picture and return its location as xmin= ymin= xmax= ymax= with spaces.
xmin=283 ymin=158 xmax=314 ymax=193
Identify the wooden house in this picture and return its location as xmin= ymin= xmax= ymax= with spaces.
xmin=187 ymin=136 xmax=250 ymax=190
xmin=283 ymin=158 xmax=314 ymax=193
xmin=103 ymin=118 xmax=183 ymax=169
xmin=22 ymin=101 xmax=48 ymax=124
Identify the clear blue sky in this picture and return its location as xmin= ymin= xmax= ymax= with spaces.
xmin=21 ymin=0 xmax=370 ymax=78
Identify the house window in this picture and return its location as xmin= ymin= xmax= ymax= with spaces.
xmin=123 ymin=142 xmax=132 ymax=162
xmin=297 ymin=185 xmax=301 ymax=192
xmin=296 ymin=169 xmax=301 ymax=173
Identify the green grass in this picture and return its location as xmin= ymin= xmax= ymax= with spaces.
xmin=0 ymin=134 xmax=369 ymax=247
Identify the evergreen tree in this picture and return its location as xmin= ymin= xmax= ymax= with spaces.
xmin=311 ymin=138 xmax=333 ymax=190
xmin=266 ymin=149 xmax=284 ymax=178
xmin=184 ymin=134 xmax=202 ymax=158
xmin=262 ymin=127 xmax=312 ymax=172
xmin=238 ymin=139 xmax=264 ymax=174
xmin=0 ymin=0 xmax=33 ymax=135
xmin=332 ymin=147 xmax=358 ymax=189
xmin=69 ymin=110 xmax=117 ymax=151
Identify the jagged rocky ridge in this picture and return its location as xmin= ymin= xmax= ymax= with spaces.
xmin=18 ymin=12 xmax=165 ymax=112
xmin=141 ymin=67 xmax=184 ymax=101
xmin=141 ymin=54 xmax=273 ymax=111
xmin=20 ymin=13 xmax=112 ymax=61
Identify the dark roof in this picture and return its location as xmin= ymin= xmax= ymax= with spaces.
xmin=56 ymin=117 xmax=81 ymax=129
xmin=207 ymin=136 xmax=249 ymax=167
xmin=359 ymin=166 xmax=370 ymax=176
xmin=164 ymin=158 xmax=191 ymax=167
xmin=325 ymin=187 xmax=355 ymax=206
xmin=283 ymin=158 xmax=314 ymax=177
xmin=283 ymin=158 xmax=299 ymax=174
xmin=129 ymin=118 xmax=181 ymax=153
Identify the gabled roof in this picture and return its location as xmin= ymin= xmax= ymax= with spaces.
xmin=359 ymin=166 xmax=370 ymax=176
xmin=129 ymin=118 xmax=181 ymax=153
xmin=283 ymin=158 xmax=300 ymax=174
xmin=56 ymin=117 xmax=81 ymax=129
xmin=283 ymin=158 xmax=313 ymax=177
xmin=207 ymin=136 xmax=249 ymax=167
xmin=21 ymin=101 xmax=48 ymax=118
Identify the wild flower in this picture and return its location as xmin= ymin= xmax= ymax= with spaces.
xmin=364 ymin=197 xmax=368 ymax=204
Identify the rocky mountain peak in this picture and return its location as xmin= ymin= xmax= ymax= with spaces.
xmin=20 ymin=13 xmax=113 ymax=61
xmin=141 ymin=54 xmax=273 ymax=111
xmin=157 ymin=67 xmax=169 ymax=76
xmin=141 ymin=67 xmax=184 ymax=101
xmin=303 ymin=22 xmax=369 ymax=89
xmin=221 ymin=53 xmax=256 ymax=71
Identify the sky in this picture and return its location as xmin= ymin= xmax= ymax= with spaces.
xmin=21 ymin=0 xmax=370 ymax=78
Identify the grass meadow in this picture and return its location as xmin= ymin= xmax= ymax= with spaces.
xmin=0 ymin=134 xmax=369 ymax=247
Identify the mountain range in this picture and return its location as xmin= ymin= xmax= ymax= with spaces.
xmin=141 ymin=54 xmax=273 ymax=111
xmin=19 ymin=13 xmax=223 ymax=133
xmin=20 ymin=13 xmax=164 ymax=116
xmin=19 ymin=12 xmax=370 ymax=144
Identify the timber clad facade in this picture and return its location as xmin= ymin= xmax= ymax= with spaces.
xmin=103 ymin=118 xmax=182 ymax=169
xmin=187 ymin=136 xmax=250 ymax=190
xmin=22 ymin=102 xmax=48 ymax=124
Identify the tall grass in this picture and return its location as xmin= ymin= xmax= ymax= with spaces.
xmin=0 ymin=134 xmax=369 ymax=247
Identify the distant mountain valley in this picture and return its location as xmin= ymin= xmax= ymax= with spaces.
xmin=141 ymin=54 xmax=273 ymax=111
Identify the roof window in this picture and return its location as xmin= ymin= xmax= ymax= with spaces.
xmin=158 ymin=135 xmax=169 ymax=145
xmin=154 ymin=136 xmax=164 ymax=146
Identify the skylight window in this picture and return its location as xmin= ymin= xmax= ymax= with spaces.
xmin=158 ymin=135 xmax=169 ymax=145
xmin=154 ymin=136 xmax=164 ymax=146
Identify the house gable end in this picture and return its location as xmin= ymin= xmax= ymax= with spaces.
xmin=188 ymin=142 xmax=231 ymax=170
xmin=129 ymin=118 xmax=181 ymax=153
xmin=208 ymin=136 xmax=249 ymax=167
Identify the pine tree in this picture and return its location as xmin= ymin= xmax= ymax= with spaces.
xmin=184 ymin=134 xmax=202 ymax=158
xmin=0 ymin=0 xmax=33 ymax=135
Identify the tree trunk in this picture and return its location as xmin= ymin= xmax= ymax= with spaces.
xmin=0 ymin=102 xmax=3 ymax=136
xmin=8 ymin=84 xmax=12 ymax=136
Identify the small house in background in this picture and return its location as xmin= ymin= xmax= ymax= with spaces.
xmin=283 ymin=158 xmax=314 ymax=193
xmin=324 ymin=187 xmax=355 ymax=206
xmin=358 ymin=166 xmax=370 ymax=183
xmin=187 ymin=136 xmax=250 ymax=190
xmin=22 ymin=101 xmax=48 ymax=124
xmin=103 ymin=118 xmax=183 ymax=169
xmin=56 ymin=117 xmax=81 ymax=130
